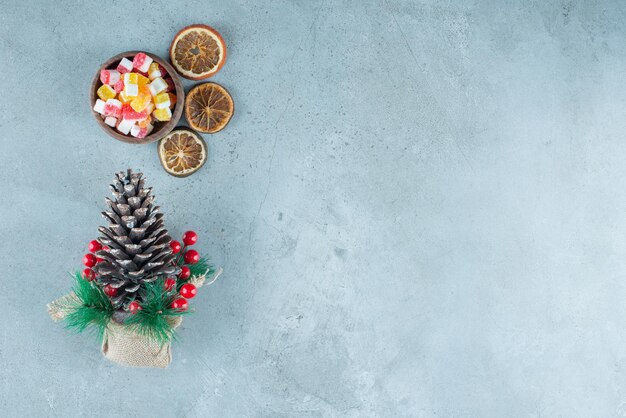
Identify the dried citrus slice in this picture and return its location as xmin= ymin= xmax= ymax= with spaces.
xmin=158 ymin=129 xmax=207 ymax=177
xmin=169 ymin=24 xmax=226 ymax=80
xmin=185 ymin=82 xmax=234 ymax=133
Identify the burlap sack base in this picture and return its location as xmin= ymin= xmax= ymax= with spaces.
xmin=48 ymin=267 xmax=223 ymax=368
xmin=102 ymin=316 xmax=183 ymax=368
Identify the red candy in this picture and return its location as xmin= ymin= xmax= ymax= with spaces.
xmin=104 ymin=100 xmax=122 ymax=118
xmin=122 ymin=103 xmax=148 ymax=121
xmin=132 ymin=52 xmax=153 ymax=72
xmin=114 ymin=79 xmax=124 ymax=94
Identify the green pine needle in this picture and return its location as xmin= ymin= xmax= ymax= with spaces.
xmin=58 ymin=257 xmax=215 ymax=346
xmin=188 ymin=257 xmax=213 ymax=278
xmin=125 ymin=277 xmax=188 ymax=346
xmin=60 ymin=272 xmax=114 ymax=340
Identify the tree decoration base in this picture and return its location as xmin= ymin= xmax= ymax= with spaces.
xmin=101 ymin=316 xmax=182 ymax=368
xmin=47 ymin=169 xmax=223 ymax=368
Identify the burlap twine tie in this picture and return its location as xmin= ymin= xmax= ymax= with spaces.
xmin=48 ymin=267 xmax=222 ymax=368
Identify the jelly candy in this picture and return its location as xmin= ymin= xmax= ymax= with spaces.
xmin=104 ymin=116 xmax=118 ymax=127
xmin=153 ymin=92 xmax=170 ymax=109
xmin=104 ymin=99 xmax=122 ymax=118
xmin=116 ymin=119 xmax=135 ymax=135
xmin=152 ymin=107 xmax=172 ymax=122
xmin=130 ymin=87 xmax=151 ymax=112
xmin=93 ymin=99 xmax=106 ymax=114
xmin=123 ymin=73 xmax=139 ymax=97
xmin=137 ymin=114 xmax=152 ymax=128
xmin=100 ymin=69 xmax=120 ymax=85
xmin=148 ymin=77 xmax=168 ymax=96
xmin=117 ymin=57 xmax=133 ymax=74
xmin=122 ymin=103 xmax=148 ymax=121
xmin=130 ymin=123 xmax=153 ymax=139
xmin=113 ymin=79 xmax=124 ymax=94
xmin=97 ymin=84 xmax=116 ymax=101
xmin=133 ymin=52 xmax=153 ymax=73
xmin=137 ymin=73 xmax=150 ymax=87
xmin=148 ymin=62 xmax=162 ymax=80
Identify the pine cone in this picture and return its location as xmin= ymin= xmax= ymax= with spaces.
xmin=93 ymin=169 xmax=180 ymax=309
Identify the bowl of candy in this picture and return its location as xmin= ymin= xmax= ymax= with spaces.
xmin=90 ymin=51 xmax=184 ymax=144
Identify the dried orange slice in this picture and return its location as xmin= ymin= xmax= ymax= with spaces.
xmin=185 ymin=82 xmax=234 ymax=133
xmin=169 ymin=24 xmax=226 ymax=80
xmin=158 ymin=129 xmax=207 ymax=177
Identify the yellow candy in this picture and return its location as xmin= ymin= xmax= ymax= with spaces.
xmin=118 ymin=90 xmax=132 ymax=103
xmin=130 ymin=86 xmax=151 ymax=112
xmin=148 ymin=62 xmax=162 ymax=80
xmin=138 ymin=114 xmax=152 ymax=128
xmin=137 ymin=73 xmax=149 ymax=87
xmin=124 ymin=73 xmax=138 ymax=85
xmin=154 ymin=92 xmax=170 ymax=109
xmin=97 ymin=84 xmax=116 ymax=101
xmin=152 ymin=107 xmax=172 ymax=122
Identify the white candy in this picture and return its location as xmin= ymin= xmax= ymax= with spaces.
xmin=130 ymin=123 xmax=154 ymax=139
xmin=104 ymin=116 xmax=117 ymax=127
xmin=93 ymin=99 xmax=106 ymax=114
xmin=130 ymin=124 xmax=141 ymax=137
xmin=106 ymin=70 xmax=120 ymax=85
xmin=148 ymin=77 xmax=167 ymax=96
xmin=117 ymin=119 xmax=134 ymax=135
xmin=117 ymin=57 xmax=133 ymax=73
xmin=105 ymin=98 xmax=122 ymax=110
xmin=124 ymin=83 xmax=138 ymax=97
xmin=137 ymin=55 xmax=153 ymax=73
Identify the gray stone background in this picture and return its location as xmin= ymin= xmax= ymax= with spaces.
xmin=1 ymin=0 xmax=625 ymax=416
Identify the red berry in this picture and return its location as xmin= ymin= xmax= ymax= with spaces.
xmin=179 ymin=266 xmax=191 ymax=280
xmin=103 ymin=246 xmax=110 ymax=251
xmin=88 ymin=240 xmax=102 ymax=253
xmin=182 ymin=231 xmax=198 ymax=246
xmin=164 ymin=277 xmax=177 ymax=291
xmin=170 ymin=240 xmax=181 ymax=254
xmin=171 ymin=297 xmax=188 ymax=311
xmin=184 ymin=249 xmax=200 ymax=264
xmin=103 ymin=285 xmax=118 ymax=297
xmin=180 ymin=283 xmax=197 ymax=299
xmin=83 ymin=253 xmax=97 ymax=267
xmin=96 ymin=257 xmax=104 ymax=264
xmin=82 ymin=268 xmax=96 ymax=281
xmin=128 ymin=301 xmax=142 ymax=314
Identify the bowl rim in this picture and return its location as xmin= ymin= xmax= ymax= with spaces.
xmin=90 ymin=50 xmax=185 ymax=145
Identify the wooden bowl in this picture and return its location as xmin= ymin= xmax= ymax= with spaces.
xmin=90 ymin=51 xmax=185 ymax=144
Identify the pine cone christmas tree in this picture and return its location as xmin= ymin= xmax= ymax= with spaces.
xmin=93 ymin=169 xmax=180 ymax=309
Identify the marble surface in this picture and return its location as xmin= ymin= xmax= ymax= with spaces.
xmin=1 ymin=0 xmax=626 ymax=416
